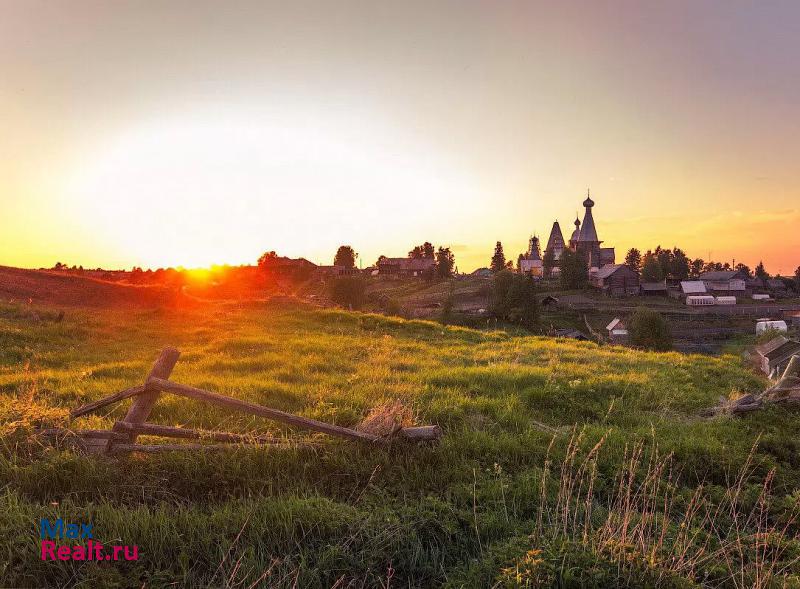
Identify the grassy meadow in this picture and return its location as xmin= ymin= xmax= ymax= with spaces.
xmin=1 ymin=300 xmax=799 ymax=587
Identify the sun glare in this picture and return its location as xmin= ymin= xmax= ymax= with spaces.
xmin=66 ymin=107 xmax=477 ymax=270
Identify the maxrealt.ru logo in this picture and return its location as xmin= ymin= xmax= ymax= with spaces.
xmin=39 ymin=519 xmax=139 ymax=561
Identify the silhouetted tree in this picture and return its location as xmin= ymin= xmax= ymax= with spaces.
xmin=755 ymin=261 xmax=769 ymax=280
xmin=490 ymin=241 xmax=506 ymax=273
xmin=641 ymin=254 xmax=664 ymax=282
xmin=669 ymin=248 xmax=690 ymax=280
xmin=257 ymin=251 xmax=279 ymax=269
xmin=409 ymin=242 xmax=435 ymax=259
xmin=794 ymin=266 xmax=800 ymax=292
xmin=559 ymin=249 xmax=588 ymax=289
xmin=542 ymin=248 xmax=556 ymax=278
xmin=734 ymin=263 xmax=752 ymax=278
xmin=689 ymin=258 xmax=704 ymax=278
xmin=334 ymin=246 xmax=357 ymax=268
xmin=435 ymin=247 xmax=455 ymax=279
xmin=625 ymin=248 xmax=641 ymax=273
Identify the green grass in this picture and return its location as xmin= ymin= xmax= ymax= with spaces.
xmin=1 ymin=301 xmax=798 ymax=587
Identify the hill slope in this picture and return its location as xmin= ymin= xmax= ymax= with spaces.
xmin=0 ymin=266 xmax=181 ymax=308
xmin=1 ymin=301 xmax=797 ymax=587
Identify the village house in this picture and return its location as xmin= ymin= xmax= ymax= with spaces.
xmin=640 ymin=280 xmax=668 ymax=296
xmin=589 ymin=264 xmax=640 ymax=297
xmin=314 ymin=265 xmax=360 ymax=278
xmin=699 ymin=270 xmax=747 ymax=297
xmin=766 ymin=278 xmax=788 ymax=296
xmin=755 ymin=335 xmax=800 ymax=378
xmin=377 ymin=257 xmax=435 ymax=277
xmin=267 ymin=257 xmax=318 ymax=278
xmin=606 ymin=317 xmax=629 ymax=344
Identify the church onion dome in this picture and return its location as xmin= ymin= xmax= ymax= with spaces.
xmin=570 ymin=217 xmax=581 ymax=242
xmin=583 ymin=189 xmax=594 ymax=208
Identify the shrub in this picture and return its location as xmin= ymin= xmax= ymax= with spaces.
xmin=628 ymin=307 xmax=672 ymax=351
xmin=490 ymin=271 xmax=538 ymax=328
xmin=330 ymin=276 xmax=366 ymax=309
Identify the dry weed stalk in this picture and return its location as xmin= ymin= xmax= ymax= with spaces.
xmin=533 ymin=431 xmax=800 ymax=587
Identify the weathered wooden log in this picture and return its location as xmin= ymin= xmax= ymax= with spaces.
xmin=113 ymin=421 xmax=288 ymax=445
xmin=70 ymin=385 xmax=147 ymax=419
xmin=110 ymin=443 xmax=242 ymax=454
xmin=117 ymin=348 xmax=181 ymax=444
xmin=148 ymin=377 xmax=387 ymax=444
xmin=398 ymin=425 xmax=442 ymax=442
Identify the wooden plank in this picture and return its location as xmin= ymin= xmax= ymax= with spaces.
xmin=70 ymin=385 xmax=147 ymax=419
xmin=117 ymin=348 xmax=181 ymax=443
xmin=398 ymin=425 xmax=442 ymax=442
xmin=110 ymin=443 xmax=244 ymax=454
xmin=148 ymin=377 xmax=386 ymax=444
xmin=113 ymin=421 xmax=287 ymax=445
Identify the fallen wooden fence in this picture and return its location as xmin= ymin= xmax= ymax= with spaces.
xmin=59 ymin=347 xmax=441 ymax=455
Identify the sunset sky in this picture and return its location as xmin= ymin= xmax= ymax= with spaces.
xmin=1 ymin=1 xmax=799 ymax=274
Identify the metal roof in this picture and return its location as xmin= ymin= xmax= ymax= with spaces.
xmin=680 ymin=280 xmax=707 ymax=294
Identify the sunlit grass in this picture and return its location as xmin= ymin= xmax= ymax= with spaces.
xmin=0 ymin=301 xmax=797 ymax=587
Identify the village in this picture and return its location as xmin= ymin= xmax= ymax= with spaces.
xmin=37 ymin=189 xmax=800 ymax=370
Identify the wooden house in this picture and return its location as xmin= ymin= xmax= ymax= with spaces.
xmin=377 ymin=257 xmax=435 ymax=277
xmin=640 ymin=281 xmax=667 ymax=296
xmin=589 ymin=264 xmax=640 ymax=297
xmin=755 ymin=336 xmax=800 ymax=378
xmin=700 ymin=270 xmax=747 ymax=297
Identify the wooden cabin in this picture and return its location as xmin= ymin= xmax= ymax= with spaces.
xmin=589 ymin=264 xmax=640 ymax=297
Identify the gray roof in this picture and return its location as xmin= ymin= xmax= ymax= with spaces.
xmin=594 ymin=264 xmax=629 ymax=279
xmin=545 ymin=221 xmax=565 ymax=253
xmin=755 ymin=336 xmax=800 ymax=358
xmin=577 ymin=203 xmax=599 ymax=242
xmin=767 ymin=279 xmax=787 ymax=289
xmin=681 ymin=280 xmax=707 ymax=294
xmin=700 ymin=270 xmax=745 ymax=281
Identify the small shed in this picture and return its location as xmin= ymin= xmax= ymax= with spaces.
xmin=606 ymin=318 xmax=629 ymax=344
xmin=754 ymin=335 xmax=800 ymax=378
xmin=640 ymin=281 xmax=668 ymax=296
xmin=679 ymin=281 xmax=707 ymax=300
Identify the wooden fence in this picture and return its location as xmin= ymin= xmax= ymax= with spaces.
xmin=54 ymin=348 xmax=441 ymax=455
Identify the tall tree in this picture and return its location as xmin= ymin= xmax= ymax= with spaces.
xmin=490 ymin=241 xmax=506 ymax=273
xmin=435 ymin=247 xmax=455 ymax=278
xmin=409 ymin=242 xmax=435 ymax=259
xmin=689 ymin=258 xmax=704 ymax=278
xmin=334 ymin=245 xmax=357 ymax=268
xmin=542 ymin=248 xmax=556 ymax=278
xmin=755 ymin=261 xmax=769 ymax=280
xmin=624 ymin=248 xmax=642 ymax=272
xmin=669 ymin=248 xmax=690 ymax=280
xmin=794 ymin=266 xmax=800 ymax=292
xmin=734 ymin=262 xmax=752 ymax=278
xmin=641 ymin=255 xmax=664 ymax=282
xmin=559 ymin=249 xmax=588 ymax=289
xmin=257 ymin=251 xmax=279 ymax=269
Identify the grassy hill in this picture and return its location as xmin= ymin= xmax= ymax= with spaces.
xmin=1 ymin=300 xmax=798 ymax=587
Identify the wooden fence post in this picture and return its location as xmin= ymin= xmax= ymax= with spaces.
xmin=117 ymin=347 xmax=181 ymax=443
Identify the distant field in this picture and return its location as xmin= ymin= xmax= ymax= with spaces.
xmin=1 ymin=300 xmax=799 ymax=587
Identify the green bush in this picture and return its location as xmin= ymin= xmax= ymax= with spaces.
xmin=330 ymin=276 xmax=367 ymax=309
xmin=628 ymin=306 xmax=672 ymax=351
